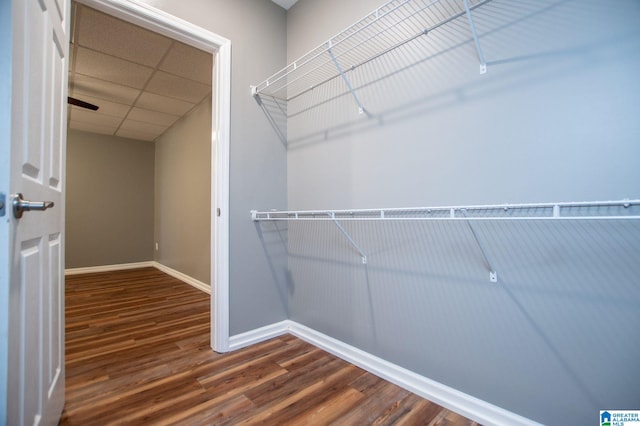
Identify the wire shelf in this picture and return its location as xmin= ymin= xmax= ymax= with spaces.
xmin=251 ymin=200 xmax=640 ymax=222
xmin=251 ymin=0 xmax=490 ymax=108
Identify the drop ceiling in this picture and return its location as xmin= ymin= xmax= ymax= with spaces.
xmin=68 ymin=3 xmax=213 ymax=142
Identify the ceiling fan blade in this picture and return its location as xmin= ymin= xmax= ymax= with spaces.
xmin=67 ymin=96 xmax=99 ymax=111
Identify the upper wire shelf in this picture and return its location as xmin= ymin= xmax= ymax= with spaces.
xmin=251 ymin=200 xmax=640 ymax=222
xmin=251 ymin=0 xmax=490 ymax=112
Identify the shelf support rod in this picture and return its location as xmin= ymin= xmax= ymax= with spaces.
xmin=460 ymin=209 xmax=497 ymax=282
xmin=330 ymin=212 xmax=367 ymax=264
xmin=327 ymin=42 xmax=367 ymax=115
xmin=463 ymin=0 xmax=487 ymax=74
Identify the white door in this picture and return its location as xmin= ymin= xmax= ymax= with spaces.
xmin=4 ymin=0 xmax=68 ymax=424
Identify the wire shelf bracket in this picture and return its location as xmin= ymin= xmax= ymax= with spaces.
xmin=463 ymin=0 xmax=487 ymax=74
xmin=327 ymin=41 xmax=367 ymax=115
xmin=330 ymin=212 xmax=368 ymax=264
xmin=461 ymin=209 xmax=497 ymax=282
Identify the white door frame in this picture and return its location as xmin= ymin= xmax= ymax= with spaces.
xmin=75 ymin=0 xmax=231 ymax=352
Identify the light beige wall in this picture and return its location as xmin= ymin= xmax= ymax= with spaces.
xmin=154 ymin=97 xmax=211 ymax=284
xmin=66 ymin=129 xmax=155 ymax=268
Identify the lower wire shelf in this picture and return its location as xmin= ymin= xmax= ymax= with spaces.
xmin=251 ymin=199 xmax=640 ymax=282
xmin=251 ymin=199 xmax=640 ymax=222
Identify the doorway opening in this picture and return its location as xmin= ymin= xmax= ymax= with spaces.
xmin=67 ymin=0 xmax=231 ymax=352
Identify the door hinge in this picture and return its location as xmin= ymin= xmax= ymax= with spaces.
xmin=0 ymin=193 xmax=5 ymax=217
xmin=217 ymin=208 xmax=221 ymax=217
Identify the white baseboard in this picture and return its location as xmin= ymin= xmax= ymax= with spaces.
xmin=229 ymin=320 xmax=539 ymax=426
xmin=228 ymin=320 xmax=289 ymax=351
xmin=64 ymin=261 xmax=155 ymax=275
xmin=150 ymin=262 xmax=211 ymax=294
xmin=64 ymin=261 xmax=210 ymax=295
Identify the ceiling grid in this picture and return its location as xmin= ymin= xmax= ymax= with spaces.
xmin=68 ymin=3 xmax=213 ymax=141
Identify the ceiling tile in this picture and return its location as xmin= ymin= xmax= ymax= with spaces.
xmin=115 ymin=128 xmax=159 ymax=142
xmin=69 ymin=120 xmax=118 ymax=136
xmin=119 ymin=118 xmax=167 ymax=135
xmin=135 ymin=92 xmax=195 ymax=116
xmin=127 ymin=107 xmax=180 ymax=127
xmin=75 ymin=47 xmax=154 ymax=89
xmin=145 ymin=71 xmax=211 ymax=104
xmin=68 ymin=94 xmax=130 ymax=118
xmin=77 ymin=5 xmax=172 ymax=67
xmin=70 ymin=108 xmax=124 ymax=128
xmin=159 ymin=42 xmax=213 ymax=85
xmin=71 ymin=74 xmax=141 ymax=105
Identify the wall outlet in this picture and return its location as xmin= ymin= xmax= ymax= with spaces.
xmin=155 ymin=242 xmax=159 ymax=251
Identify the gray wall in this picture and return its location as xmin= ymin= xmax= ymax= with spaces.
xmin=67 ymin=97 xmax=212 ymax=284
xmin=66 ymin=129 xmax=155 ymax=268
xmin=154 ymin=97 xmax=211 ymax=284
xmin=148 ymin=0 xmax=289 ymax=333
xmin=281 ymin=0 xmax=640 ymax=425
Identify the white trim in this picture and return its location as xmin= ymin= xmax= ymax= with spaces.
xmin=152 ymin=262 xmax=210 ymax=294
xmin=0 ymin=0 xmax=14 ymax=415
xmin=64 ymin=261 xmax=155 ymax=275
xmin=228 ymin=320 xmax=289 ymax=351
xmin=64 ymin=261 xmax=211 ymax=294
xmin=76 ymin=0 xmax=231 ymax=353
xmin=288 ymin=322 xmax=541 ymax=426
xmin=74 ymin=0 xmax=230 ymax=51
xmin=229 ymin=320 xmax=540 ymax=426
xmin=212 ymin=40 xmax=231 ymax=353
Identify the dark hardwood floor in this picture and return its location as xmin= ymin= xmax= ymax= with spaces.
xmin=61 ymin=267 xmax=479 ymax=425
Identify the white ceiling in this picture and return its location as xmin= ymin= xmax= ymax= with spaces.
xmin=271 ymin=0 xmax=298 ymax=10
xmin=68 ymin=3 xmax=213 ymax=142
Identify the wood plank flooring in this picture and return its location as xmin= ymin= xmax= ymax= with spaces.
xmin=61 ymin=267 xmax=479 ymax=425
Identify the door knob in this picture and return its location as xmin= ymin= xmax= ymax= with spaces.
xmin=12 ymin=193 xmax=54 ymax=219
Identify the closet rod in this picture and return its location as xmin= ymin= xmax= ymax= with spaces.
xmin=251 ymin=199 xmax=640 ymax=221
